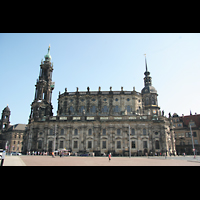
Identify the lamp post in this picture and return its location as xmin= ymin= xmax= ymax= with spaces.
xmin=53 ymin=124 xmax=57 ymax=153
xmin=125 ymin=124 xmax=131 ymax=158
xmin=129 ymin=125 xmax=131 ymax=158
xmin=189 ymin=125 xmax=195 ymax=158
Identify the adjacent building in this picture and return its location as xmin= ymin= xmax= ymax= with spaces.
xmin=0 ymin=105 xmax=27 ymax=153
xmin=173 ymin=113 xmax=200 ymax=155
xmin=23 ymin=47 xmax=176 ymax=156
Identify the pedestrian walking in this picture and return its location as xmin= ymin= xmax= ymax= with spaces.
xmin=52 ymin=152 xmax=55 ymax=158
xmin=108 ymin=153 xmax=111 ymax=161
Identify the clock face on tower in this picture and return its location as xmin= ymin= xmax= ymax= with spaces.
xmin=153 ymin=110 xmax=156 ymax=114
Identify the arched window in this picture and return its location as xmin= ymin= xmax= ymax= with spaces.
xmin=143 ymin=128 xmax=146 ymax=136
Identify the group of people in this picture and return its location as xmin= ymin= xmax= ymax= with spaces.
xmin=26 ymin=150 xmax=112 ymax=161
xmin=27 ymin=151 xmax=48 ymax=156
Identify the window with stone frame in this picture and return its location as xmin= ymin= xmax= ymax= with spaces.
xmin=103 ymin=129 xmax=106 ymax=135
xmin=117 ymin=141 xmax=121 ymax=149
xmin=61 ymin=129 xmax=64 ymax=135
xmin=88 ymin=129 xmax=92 ymax=136
xmin=60 ymin=141 xmax=64 ymax=148
xmin=143 ymin=141 xmax=147 ymax=148
xmin=155 ymin=140 xmax=160 ymax=149
xmin=74 ymin=141 xmax=78 ymax=148
xmin=117 ymin=129 xmax=121 ymax=135
xmin=102 ymin=141 xmax=106 ymax=149
xmin=143 ymin=128 xmax=147 ymax=136
xmin=74 ymin=129 xmax=78 ymax=135
xmin=132 ymin=141 xmax=136 ymax=148
xmin=88 ymin=141 xmax=92 ymax=149
xmin=38 ymin=140 xmax=42 ymax=149
xmin=131 ymin=128 xmax=135 ymax=135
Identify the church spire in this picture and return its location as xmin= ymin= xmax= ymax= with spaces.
xmin=143 ymin=54 xmax=151 ymax=86
xmin=44 ymin=45 xmax=52 ymax=61
xmin=144 ymin=54 xmax=148 ymax=72
xmin=29 ymin=46 xmax=54 ymax=123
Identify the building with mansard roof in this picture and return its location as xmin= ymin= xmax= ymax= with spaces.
xmin=23 ymin=47 xmax=176 ymax=156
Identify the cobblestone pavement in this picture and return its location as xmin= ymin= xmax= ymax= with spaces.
xmin=3 ymin=156 xmax=26 ymax=166
xmin=12 ymin=155 xmax=200 ymax=166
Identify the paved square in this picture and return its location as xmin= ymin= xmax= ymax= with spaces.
xmin=3 ymin=155 xmax=200 ymax=166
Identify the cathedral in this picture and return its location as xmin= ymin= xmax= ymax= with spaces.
xmin=23 ymin=46 xmax=176 ymax=156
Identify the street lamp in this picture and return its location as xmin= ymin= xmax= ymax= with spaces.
xmin=125 ymin=124 xmax=131 ymax=158
xmin=189 ymin=125 xmax=195 ymax=159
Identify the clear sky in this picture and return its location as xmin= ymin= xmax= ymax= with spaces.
xmin=0 ymin=33 xmax=200 ymax=125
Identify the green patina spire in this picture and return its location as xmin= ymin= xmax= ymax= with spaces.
xmin=44 ymin=45 xmax=52 ymax=61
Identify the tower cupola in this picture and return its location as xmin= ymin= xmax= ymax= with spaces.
xmin=44 ymin=45 xmax=52 ymax=61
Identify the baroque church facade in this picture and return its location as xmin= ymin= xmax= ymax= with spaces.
xmin=23 ymin=47 xmax=176 ymax=156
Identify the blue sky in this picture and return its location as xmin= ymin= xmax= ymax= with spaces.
xmin=0 ymin=33 xmax=200 ymax=124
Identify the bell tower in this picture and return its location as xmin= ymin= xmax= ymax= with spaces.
xmin=0 ymin=105 xmax=11 ymax=131
xmin=141 ymin=55 xmax=160 ymax=115
xmin=29 ymin=46 xmax=55 ymax=123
